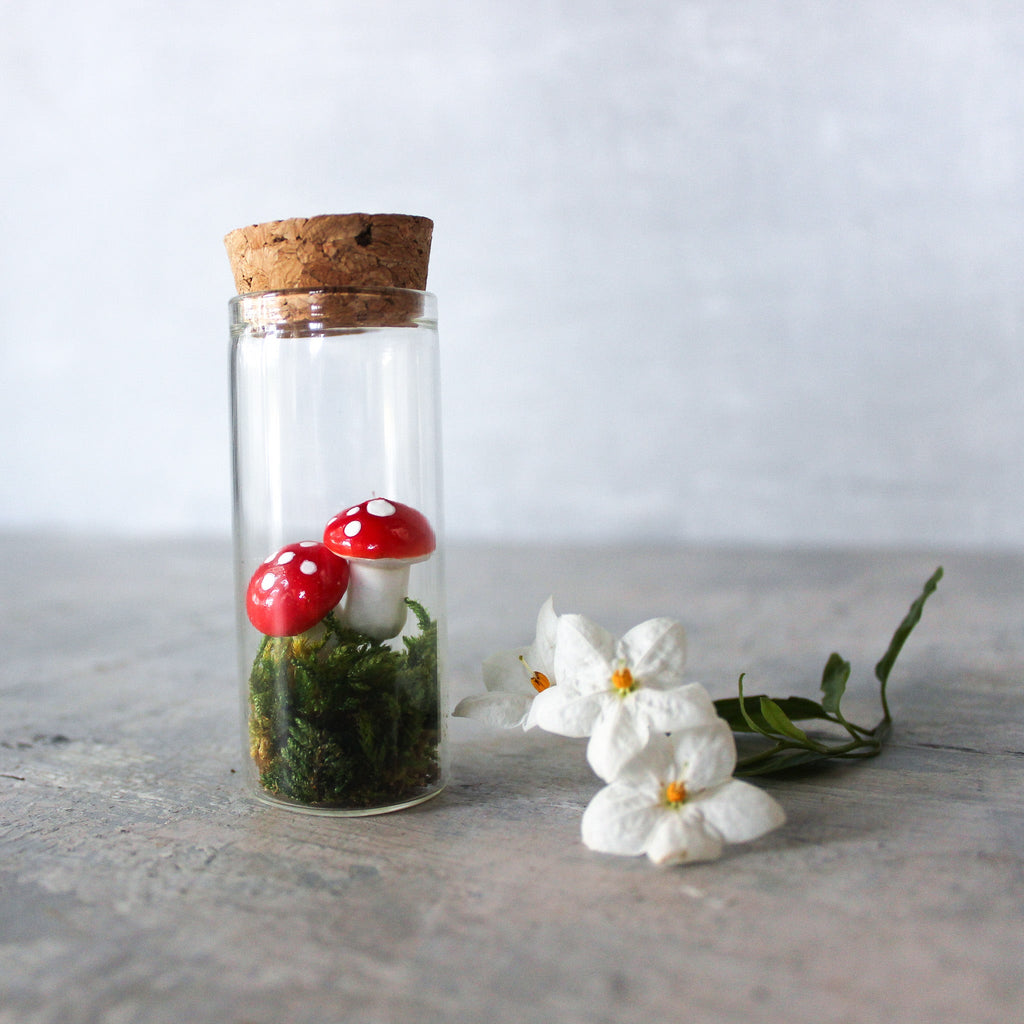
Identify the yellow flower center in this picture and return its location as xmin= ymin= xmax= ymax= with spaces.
xmin=611 ymin=666 xmax=635 ymax=692
xmin=665 ymin=780 xmax=688 ymax=805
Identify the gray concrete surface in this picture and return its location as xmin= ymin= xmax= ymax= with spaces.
xmin=1 ymin=536 xmax=1021 ymax=1023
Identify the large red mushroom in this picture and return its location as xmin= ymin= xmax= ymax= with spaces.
xmin=323 ymin=498 xmax=436 ymax=640
xmin=245 ymin=541 xmax=350 ymax=637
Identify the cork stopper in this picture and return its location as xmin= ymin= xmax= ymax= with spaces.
xmin=224 ymin=214 xmax=433 ymax=294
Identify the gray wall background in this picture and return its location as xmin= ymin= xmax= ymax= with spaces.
xmin=2 ymin=0 xmax=1021 ymax=547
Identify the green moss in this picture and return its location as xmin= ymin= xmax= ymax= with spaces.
xmin=247 ymin=600 xmax=440 ymax=809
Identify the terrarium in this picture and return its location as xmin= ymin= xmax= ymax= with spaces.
xmin=225 ymin=214 xmax=448 ymax=815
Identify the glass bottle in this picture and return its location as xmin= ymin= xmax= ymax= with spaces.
xmin=225 ymin=215 xmax=447 ymax=815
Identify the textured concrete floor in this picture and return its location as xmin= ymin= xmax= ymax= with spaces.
xmin=1 ymin=537 xmax=1021 ymax=1024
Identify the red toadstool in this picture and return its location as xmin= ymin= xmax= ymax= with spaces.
xmin=245 ymin=541 xmax=351 ymax=637
xmin=323 ymin=498 xmax=436 ymax=640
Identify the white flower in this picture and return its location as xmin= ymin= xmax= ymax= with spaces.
xmin=452 ymin=597 xmax=558 ymax=729
xmin=581 ymin=720 xmax=786 ymax=865
xmin=531 ymin=613 xmax=718 ymax=781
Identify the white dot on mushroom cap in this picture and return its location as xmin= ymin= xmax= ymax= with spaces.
xmin=366 ymin=498 xmax=396 ymax=517
xmin=344 ymin=520 xmax=362 ymax=537
xmin=260 ymin=571 xmax=277 ymax=591
xmin=299 ymin=541 xmax=318 ymax=548
xmin=300 ymin=560 xmax=318 ymax=575
xmin=277 ymin=551 xmax=296 ymax=565
xmin=346 ymin=506 xmax=360 ymax=516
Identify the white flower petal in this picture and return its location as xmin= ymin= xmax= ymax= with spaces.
xmin=631 ymin=682 xmax=718 ymax=733
xmin=643 ymin=809 xmax=724 ymax=865
xmin=614 ymin=731 xmax=676 ymax=788
xmin=529 ymin=596 xmax=559 ymax=674
xmin=695 ymin=779 xmax=787 ymax=844
xmin=481 ymin=646 xmax=534 ymax=695
xmin=617 ymin=617 xmax=687 ymax=689
xmin=531 ymin=685 xmax=605 ymax=737
xmin=586 ymin=700 xmax=651 ymax=782
xmin=451 ymin=692 xmax=535 ymax=729
xmin=672 ymin=720 xmax=738 ymax=792
xmin=581 ymin=782 xmax=662 ymax=856
xmin=521 ymin=695 xmax=543 ymax=731
xmin=478 ymin=598 xmax=560 ymax=705
xmin=554 ymin=614 xmax=616 ymax=695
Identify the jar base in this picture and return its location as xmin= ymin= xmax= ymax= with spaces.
xmin=249 ymin=783 xmax=446 ymax=817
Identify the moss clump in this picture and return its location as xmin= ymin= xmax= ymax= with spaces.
xmin=247 ymin=600 xmax=440 ymax=809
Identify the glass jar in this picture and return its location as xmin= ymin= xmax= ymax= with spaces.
xmin=229 ymin=286 xmax=447 ymax=815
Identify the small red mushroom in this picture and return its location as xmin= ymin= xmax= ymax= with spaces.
xmin=323 ymin=498 xmax=436 ymax=640
xmin=245 ymin=541 xmax=351 ymax=637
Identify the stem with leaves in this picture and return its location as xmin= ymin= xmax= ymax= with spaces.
xmin=714 ymin=567 xmax=944 ymax=777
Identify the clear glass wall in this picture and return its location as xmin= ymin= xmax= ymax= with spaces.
xmin=229 ymin=288 xmax=447 ymax=815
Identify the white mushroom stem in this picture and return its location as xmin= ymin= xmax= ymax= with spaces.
xmin=341 ymin=559 xmax=413 ymax=640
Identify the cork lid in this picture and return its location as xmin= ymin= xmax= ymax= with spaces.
xmin=224 ymin=214 xmax=433 ymax=294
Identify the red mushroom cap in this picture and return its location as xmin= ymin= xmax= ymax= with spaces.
xmin=245 ymin=541 xmax=350 ymax=637
xmin=323 ymin=498 xmax=436 ymax=565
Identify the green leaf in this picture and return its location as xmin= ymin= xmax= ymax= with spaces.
xmin=733 ymin=673 xmax=766 ymax=736
xmin=759 ymin=697 xmax=810 ymax=741
xmin=874 ymin=566 xmax=944 ymax=721
xmin=724 ymin=568 xmax=943 ymax=778
xmin=875 ymin=566 xmax=943 ymax=686
xmin=820 ymin=652 xmax=851 ymax=714
xmin=735 ymin=747 xmax=833 ymax=776
xmin=735 ymin=734 xmax=885 ymax=776
xmin=715 ymin=694 xmax=832 ymax=733
xmin=714 ymin=695 xmax=762 ymax=733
